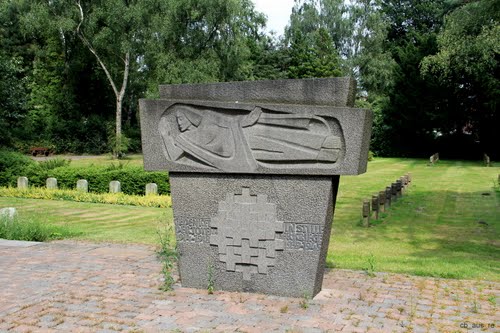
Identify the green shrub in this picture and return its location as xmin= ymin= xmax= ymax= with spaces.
xmin=38 ymin=158 xmax=71 ymax=170
xmin=368 ymin=150 xmax=374 ymax=161
xmin=0 ymin=150 xmax=37 ymax=187
xmin=0 ymin=215 xmax=78 ymax=242
xmin=25 ymin=165 xmax=170 ymax=195
xmin=0 ymin=150 xmax=169 ymax=195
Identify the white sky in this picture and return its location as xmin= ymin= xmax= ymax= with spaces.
xmin=252 ymin=0 xmax=296 ymax=36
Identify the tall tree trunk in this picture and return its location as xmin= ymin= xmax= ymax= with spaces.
xmin=116 ymin=98 xmax=122 ymax=157
xmin=114 ymin=52 xmax=130 ymax=158
xmin=75 ymin=0 xmax=130 ymax=158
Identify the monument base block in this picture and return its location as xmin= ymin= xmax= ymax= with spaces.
xmin=170 ymin=173 xmax=339 ymax=298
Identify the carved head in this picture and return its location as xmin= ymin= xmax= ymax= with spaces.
xmin=176 ymin=106 xmax=202 ymax=132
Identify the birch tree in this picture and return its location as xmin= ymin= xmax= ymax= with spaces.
xmin=21 ymin=0 xmax=160 ymax=157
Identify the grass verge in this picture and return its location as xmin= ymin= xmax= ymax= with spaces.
xmin=33 ymin=154 xmax=145 ymax=168
xmin=0 ymin=214 xmax=80 ymax=242
xmin=0 ymin=197 xmax=170 ymax=244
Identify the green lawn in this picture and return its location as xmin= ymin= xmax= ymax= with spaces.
xmin=41 ymin=154 xmax=145 ymax=168
xmin=2 ymin=156 xmax=499 ymax=281
xmin=330 ymin=158 xmax=499 ymax=281
xmin=0 ymin=197 xmax=169 ymax=244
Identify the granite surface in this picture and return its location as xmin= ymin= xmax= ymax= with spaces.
xmin=170 ymin=173 xmax=339 ymax=297
xmin=140 ymin=78 xmax=372 ymax=297
xmin=159 ymin=77 xmax=356 ymax=107
xmin=140 ymin=100 xmax=372 ymax=175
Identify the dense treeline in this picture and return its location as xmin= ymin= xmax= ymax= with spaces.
xmin=0 ymin=0 xmax=498 ymax=159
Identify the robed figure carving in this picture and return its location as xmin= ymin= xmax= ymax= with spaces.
xmin=159 ymin=104 xmax=342 ymax=172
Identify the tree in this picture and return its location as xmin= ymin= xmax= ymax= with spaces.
xmin=421 ymin=0 xmax=500 ymax=158
xmin=0 ymin=54 xmax=27 ymax=147
xmin=248 ymin=33 xmax=289 ymax=80
xmin=142 ymin=0 xmax=266 ymax=95
xmin=284 ymin=0 xmax=343 ymax=78
xmin=345 ymin=0 xmax=397 ymax=94
xmin=73 ymin=0 xmax=131 ymax=157
xmin=0 ymin=1 xmax=34 ymax=147
xmin=364 ymin=0 xmax=455 ymax=156
xmin=282 ymin=0 xmax=395 ymax=85
xmin=20 ymin=0 xmax=165 ymax=157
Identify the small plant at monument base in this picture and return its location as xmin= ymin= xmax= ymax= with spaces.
xmin=280 ymin=305 xmax=289 ymax=313
xmin=156 ymin=221 xmax=177 ymax=292
xmin=299 ymin=294 xmax=310 ymax=309
xmin=487 ymin=296 xmax=496 ymax=306
xmin=207 ymin=264 xmax=215 ymax=295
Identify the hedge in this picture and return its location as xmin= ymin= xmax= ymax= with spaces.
xmin=0 ymin=150 xmax=169 ymax=195
xmin=0 ymin=150 xmax=37 ymax=186
xmin=25 ymin=165 xmax=170 ymax=195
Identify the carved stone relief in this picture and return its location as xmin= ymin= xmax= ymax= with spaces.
xmin=210 ymin=188 xmax=284 ymax=281
xmin=158 ymin=103 xmax=343 ymax=172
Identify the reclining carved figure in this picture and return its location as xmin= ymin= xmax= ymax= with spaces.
xmin=159 ymin=104 xmax=342 ymax=172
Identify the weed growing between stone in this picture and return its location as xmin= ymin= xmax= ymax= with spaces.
xmin=156 ymin=220 xmax=177 ymax=291
xmin=280 ymin=305 xmax=289 ymax=313
xmin=0 ymin=214 xmax=78 ymax=242
xmin=364 ymin=254 xmax=376 ymax=277
xmin=299 ymin=294 xmax=310 ymax=309
xmin=207 ymin=263 xmax=215 ymax=295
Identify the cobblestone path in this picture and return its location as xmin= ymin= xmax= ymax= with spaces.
xmin=0 ymin=240 xmax=497 ymax=333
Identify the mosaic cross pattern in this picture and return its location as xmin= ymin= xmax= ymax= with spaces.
xmin=210 ymin=187 xmax=284 ymax=280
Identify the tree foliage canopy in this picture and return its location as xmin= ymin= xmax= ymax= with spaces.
xmin=0 ymin=0 xmax=497 ymax=159
xmin=421 ymin=0 xmax=500 ymax=156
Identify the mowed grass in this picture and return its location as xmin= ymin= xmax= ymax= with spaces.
xmin=34 ymin=154 xmax=144 ymax=168
xmin=0 ymin=197 xmax=169 ymax=244
xmin=330 ymin=158 xmax=499 ymax=281
xmin=1 ymin=156 xmax=499 ymax=280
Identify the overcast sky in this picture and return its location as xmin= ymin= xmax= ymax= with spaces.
xmin=252 ymin=0 xmax=296 ymax=36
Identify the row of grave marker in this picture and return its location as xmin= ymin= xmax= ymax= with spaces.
xmin=431 ymin=152 xmax=492 ymax=167
xmin=15 ymin=177 xmax=159 ymax=196
xmin=362 ymin=173 xmax=412 ymax=227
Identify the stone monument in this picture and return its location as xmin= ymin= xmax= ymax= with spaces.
xmin=140 ymin=78 xmax=372 ymax=297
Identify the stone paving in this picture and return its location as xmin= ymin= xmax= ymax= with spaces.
xmin=0 ymin=239 xmax=498 ymax=333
